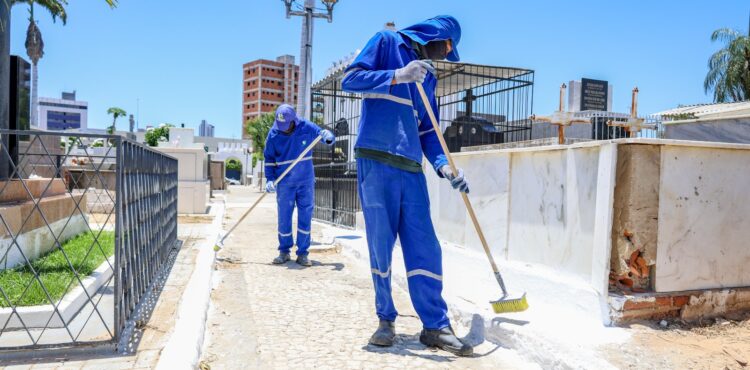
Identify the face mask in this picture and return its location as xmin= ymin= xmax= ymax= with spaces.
xmin=421 ymin=40 xmax=449 ymax=61
xmin=281 ymin=120 xmax=296 ymax=134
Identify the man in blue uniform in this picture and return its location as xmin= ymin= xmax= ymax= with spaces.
xmin=264 ymin=104 xmax=335 ymax=267
xmin=341 ymin=16 xmax=472 ymax=356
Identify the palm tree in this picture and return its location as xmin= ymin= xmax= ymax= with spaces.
xmin=704 ymin=15 xmax=750 ymax=103
xmin=11 ymin=0 xmax=118 ymax=127
xmin=107 ymin=107 xmax=126 ymax=134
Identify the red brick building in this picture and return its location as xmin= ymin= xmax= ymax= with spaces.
xmin=242 ymin=55 xmax=299 ymax=139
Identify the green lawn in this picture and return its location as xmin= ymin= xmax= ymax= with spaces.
xmin=0 ymin=231 xmax=115 ymax=307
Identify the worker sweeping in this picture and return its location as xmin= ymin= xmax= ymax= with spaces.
xmin=341 ymin=16 xmax=473 ymax=356
xmin=264 ymin=104 xmax=335 ymax=267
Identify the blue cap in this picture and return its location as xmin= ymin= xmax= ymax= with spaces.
xmin=274 ymin=104 xmax=297 ymax=132
xmin=398 ymin=15 xmax=461 ymax=62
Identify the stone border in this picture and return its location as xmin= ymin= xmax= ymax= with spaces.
xmin=155 ymin=199 xmax=224 ymax=370
xmin=0 ymin=256 xmax=114 ymax=330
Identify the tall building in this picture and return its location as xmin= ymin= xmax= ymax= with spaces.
xmin=199 ymin=119 xmax=215 ymax=137
xmin=38 ymin=91 xmax=88 ymax=131
xmin=242 ymin=55 xmax=299 ymax=139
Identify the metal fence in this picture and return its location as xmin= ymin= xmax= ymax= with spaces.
xmin=526 ymin=110 xmax=663 ymax=145
xmin=310 ymin=61 xmax=535 ymax=228
xmin=311 ymin=86 xmax=360 ymax=229
xmin=435 ymin=62 xmax=535 ymax=151
xmin=0 ymin=130 xmax=177 ymax=353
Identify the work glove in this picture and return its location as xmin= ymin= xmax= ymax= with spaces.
xmin=265 ymin=180 xmax=276 ymax=193
xmin=439 ymin=165 xmax=470 ymax=194
xmin=321 ymin=130 xmax=336 ymax=145
xmin=394 ymin=60 xmax=436 ymax=84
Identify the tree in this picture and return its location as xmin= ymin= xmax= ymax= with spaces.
xmin=107 ymin=107 xmax=126 ymax=134
xmin=246 ymin=113 xmax=274 ymax=188
xmin=704 ymin=22 xmax=750 ymax=102
xmin=11 ymin=0 xmax=118 ymax=127
xmin=225 ymin=158 xmax=242 ymax=171
xmin=145 ymin=124 xmax=173 ymax=147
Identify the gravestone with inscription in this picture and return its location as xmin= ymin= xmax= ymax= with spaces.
xmin=567 ymin=78 xmax=613 ymax=112
xmin=580 ymin=78 xmax=608 ymax=111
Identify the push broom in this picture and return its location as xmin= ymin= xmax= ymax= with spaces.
xmin=415 ymin=81 xmax=529 ymax=314
xmin=214 ymin=134 xmax=323 ymax=250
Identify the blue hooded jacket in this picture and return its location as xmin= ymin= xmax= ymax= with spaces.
xmin=263 ymin=119 xmax=322 ymax=187
xmin=341 ymin=15 xmax=461 ymax=173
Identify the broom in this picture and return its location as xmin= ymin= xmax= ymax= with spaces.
xmin=415 ymin=81 xmax=528 ymax=314
xmin=214 ymin=134 xmax=323 ymax=251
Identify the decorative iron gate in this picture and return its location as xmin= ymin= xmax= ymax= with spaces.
xmin=311 ymin=83 xmax=360 ymax=229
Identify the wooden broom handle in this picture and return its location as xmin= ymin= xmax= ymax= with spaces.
xmin=221 ymin=134 xmax=323 ymax=243
xmin=415 ymin=83 xmax=502 ymax=276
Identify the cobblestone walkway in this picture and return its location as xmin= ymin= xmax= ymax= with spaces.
xmin=200 ymin=188 xmax=535 ymax=369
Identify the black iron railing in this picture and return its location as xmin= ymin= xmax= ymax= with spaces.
xmin=115 ymin=140 xmax=178 ymax=342
xmin=311 ymin=61 xmax=535 ymax=228
xmin=0 ymin=130 xmax=177 ymax=353
xmin=311 ymin=86 xmax=360 ymax=229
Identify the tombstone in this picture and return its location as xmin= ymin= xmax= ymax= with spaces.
xmin=0 ymin=4 xmax=11 ymax=179
xmin=7 ymin=56 xmax=31 ymax=178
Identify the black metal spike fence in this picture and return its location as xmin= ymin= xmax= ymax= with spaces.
xmin=311 ymin=83 xmax=361 ymax=229
xmin=435 ymin=62 xmax=535 ymax=151
xmin=0 ymin=130 xmax=177 ymax=352
xmin=310 ymin=61 xmax=535 ymax=228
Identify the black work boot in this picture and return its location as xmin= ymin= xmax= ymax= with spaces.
xmin=272 ymin=252 xmax=290 ymax=264
xmin=296 ymin=254 xmax=312 ymax=267
xmin=369 ymin=320 xmax=395 ymax=347
xmin=420 ymin=326 xmax=473 ymax=356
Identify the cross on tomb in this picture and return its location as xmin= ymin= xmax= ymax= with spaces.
xmin=607 ymin=87 xmax=656 ymax=138
xmin=529 ymin=83 xmax=590 ymax=144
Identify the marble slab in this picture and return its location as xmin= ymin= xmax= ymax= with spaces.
xmin=455 ymin=152 xmax=511 ymax=259
xmin=506 ymin=147 xmax=601 ymax=279
xmin=655 ymin=145 xmax=750 ymax=292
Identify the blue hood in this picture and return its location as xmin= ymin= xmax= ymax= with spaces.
xmin=398 ymin=15 xmax=461 ymax=62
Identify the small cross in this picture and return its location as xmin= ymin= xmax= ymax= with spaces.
xmin=530 ymin=83 xmax=590 ymax=144
xmin=607 ymin=87 xmax=656 ymax=138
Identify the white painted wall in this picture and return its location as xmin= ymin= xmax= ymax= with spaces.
xmin=426 ymin=139 xmax=750 ymax=297
xmin=154 ymin=147 xmax=209 ymax=214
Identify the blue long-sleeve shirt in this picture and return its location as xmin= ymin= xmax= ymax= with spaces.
xmin=263 ymin=120 xmax=322 ymax=186
xmin=341 ymin=30 xmax=448 ymax=173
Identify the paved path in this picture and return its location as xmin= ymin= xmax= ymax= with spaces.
xmin=200 ymin=187 xmax=535 ymax=369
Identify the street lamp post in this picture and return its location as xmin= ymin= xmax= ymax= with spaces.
xmin=282 ymin=0 xmax=338 ymax=120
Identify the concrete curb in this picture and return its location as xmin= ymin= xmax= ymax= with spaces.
xmin=155 ymin=200 xmax=225 ymax=370
xmin=0 ymin=256 xmax=114 ymax=329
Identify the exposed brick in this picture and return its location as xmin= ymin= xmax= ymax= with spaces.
xmin=672 ymin=295 xmax=690 ymax=307
xmin=650 ymin=309 xmax=681 ymax=320
xmin=623 ymin=300 xmax=655 ymax=311
xmin=655 ymin=296 xmax=673 ymax=307
xmin=621 ymin=307 xmax=680 ymax=321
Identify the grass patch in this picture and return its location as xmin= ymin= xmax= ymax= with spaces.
xmin=0 ymin=231 xmax=115 ymax=307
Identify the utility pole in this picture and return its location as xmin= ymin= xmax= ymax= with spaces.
xmin=283 ymin=0 xmax=339 ymax=120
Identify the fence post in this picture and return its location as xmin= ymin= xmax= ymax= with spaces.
xmin=114 ymin=137 xmax=124 ymax=340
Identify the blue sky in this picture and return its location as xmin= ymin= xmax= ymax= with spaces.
xmin=8 ymin=0 xmax=749 ymax=139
